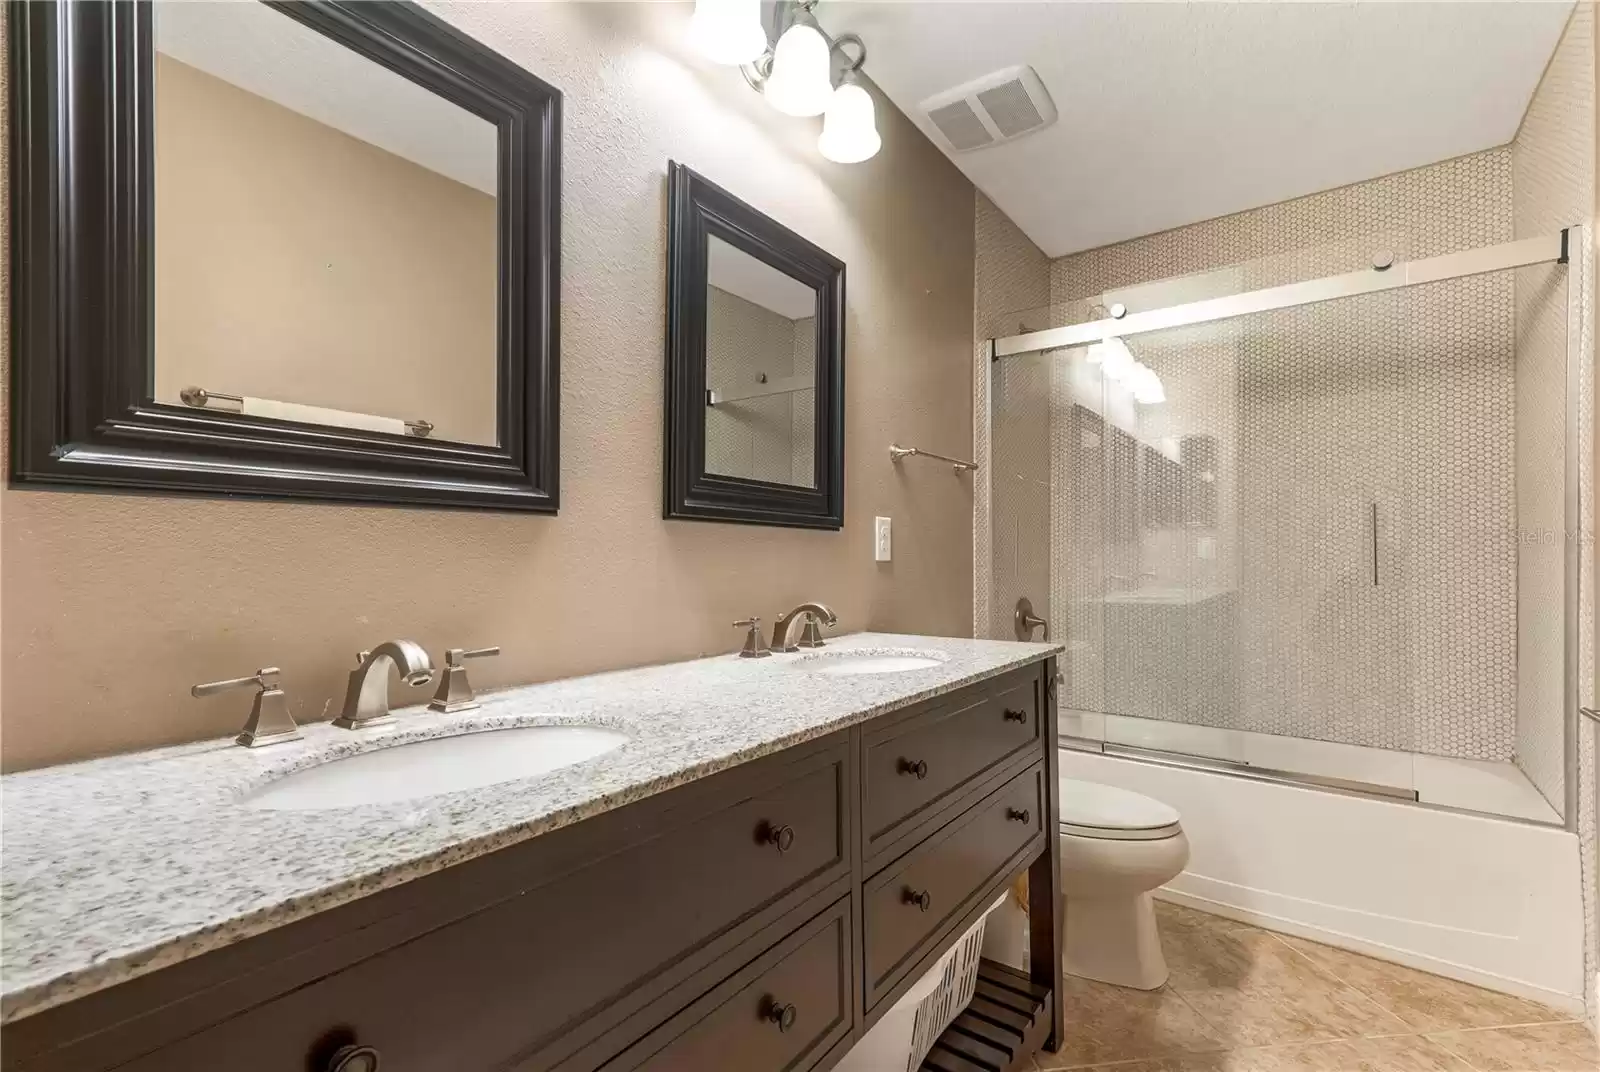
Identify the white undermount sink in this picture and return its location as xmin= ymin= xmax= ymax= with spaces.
xmin=241 ymin=724 xmax=629 ymax=811
xmin=790 ymin=650 xmax=947 ymax=675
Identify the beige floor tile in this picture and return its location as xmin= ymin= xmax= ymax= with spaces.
xmin=1223 ymin=1036 xmax=1474 ymax=1071
xmin=1176 ymin=981 xmax=1411 ymax=1048
xmin=1162 ymin=919 xmax=1349 ymax=993
xmin=1045 ymin=1036 xmax=1471 ymax=1072
xmin=1273 ymin=936 xmax=1571 ymax=1032
xmin=1039 ymin=907 xmax=1582 ymax=1072
xmin=1037 ymin=974 xmax=1227 ymax=1069
xmin=1156 ymin=900 xmax=1261 ymax=936
xmin=1427 ymin=1023 xmax=1600 ymax=1071
xmin=1051 ymin=1055 xmax=1236 ymax=1072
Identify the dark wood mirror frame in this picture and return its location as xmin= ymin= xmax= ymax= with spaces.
xmin=8 ymin=0 xmax=562 ymax=511
xmin=664 ymin=161 xmax=845 ymax=530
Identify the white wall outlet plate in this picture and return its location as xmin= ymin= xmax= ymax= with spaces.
xmin=874 ymin=516 xmax=892 ymax=562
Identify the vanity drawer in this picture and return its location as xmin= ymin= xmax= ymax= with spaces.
xmin=598 ymin=898 xmax=853 ymax=1072
xmin=109 ymin=745 xmax=848 ymax=1072
xmin=862 ymin=668 xmax=1041 ymax=860
xmin=862 ymin=763 xmax=1045 ymax=1009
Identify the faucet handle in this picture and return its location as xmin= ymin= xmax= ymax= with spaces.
xmin=192 ymin=667 xmax=302 ymax=748
xmin=795 ymin=613 xmax=829 ymax=649
xmin=429 ymin=646 xmax=501 ymax=713
xmin=734 ymin=618 xmax=772 ymax=659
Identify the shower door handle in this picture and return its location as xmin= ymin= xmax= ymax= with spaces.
xmin=1580 ymin=707 xmax=1600 ymax=725
xmin=1369 ymin=502 xmax=1380 ymax=586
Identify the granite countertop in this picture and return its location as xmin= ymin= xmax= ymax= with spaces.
xmin=0 ymin=632 xmax=1059 ymax=1023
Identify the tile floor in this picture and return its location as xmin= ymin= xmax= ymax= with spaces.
xmin=1030 ymin=902 xmax=1598 ymax=1071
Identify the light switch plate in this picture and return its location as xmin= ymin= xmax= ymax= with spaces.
xmin=874 ymin=516 xmax=892 ymax=562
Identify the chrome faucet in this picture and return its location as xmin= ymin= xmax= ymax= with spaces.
xmin=771 ymin=602 xmax=839 ymax=652
xmin=334 ymin=640 xmax=435 ymax=730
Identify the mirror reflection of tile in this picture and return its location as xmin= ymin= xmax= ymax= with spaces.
xmin=703 ymin=236 xmax=819 ymax=489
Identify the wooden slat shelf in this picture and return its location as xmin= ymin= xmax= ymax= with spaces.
xmin=920 ymin=959 xmax=1053 ymax=1072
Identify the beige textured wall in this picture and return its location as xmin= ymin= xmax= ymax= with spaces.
xmin=153 ymin=54 xmax=499 ymax=446
xmin=0 ymin=2 xmax=976 ymax=770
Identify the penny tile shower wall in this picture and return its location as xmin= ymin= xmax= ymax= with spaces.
xmin=983 ymin=149 xmax=1526 ymax=761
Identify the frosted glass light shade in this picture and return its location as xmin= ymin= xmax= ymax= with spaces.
xmin=764 ymin=23 xmax=833 ymax=117
xmin=818 ymin=79 xmax=881 ymax=163
xmin=688 ymin=0 xmax=766 ymax=66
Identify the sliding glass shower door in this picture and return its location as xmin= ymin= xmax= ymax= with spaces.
xmin=986 ymin=233 xmax=1578 ymax=825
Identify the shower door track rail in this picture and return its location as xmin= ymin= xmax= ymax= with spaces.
xmin=991 ymin=229 xmax=1569 ymax=358
xmin=1077 ymin=739 xmax=1420 ymax=803
xmin=1070 ymin=738 xmax=1568 ymax=827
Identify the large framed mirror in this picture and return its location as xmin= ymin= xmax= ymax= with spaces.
xmin=9 ymin=0 xmax=561 ymax=510
xmin=664 ymin=162 xmax=844 ymax=529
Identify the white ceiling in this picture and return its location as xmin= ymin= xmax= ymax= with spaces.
xmin=821 ymin=1 xmax=1574 ymax=257
xmin=154 ymin=0 xmax=497 ymax=194
xmin=709 ymin=238 xmax=818 ymax=319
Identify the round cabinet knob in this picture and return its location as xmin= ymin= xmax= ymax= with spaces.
xmin=765 ymin=1000 xmax=798 ymax=1033
xmin=1006 ymin=807 xmax=1031 ymax=824
xmin=903 ymin=887 xmax=933 ymax=912
xmin=1002 ymin=708 xmax=1028 ymax=724
xmin=327 ymin=1045 xmax=381 ymax=1072
xmin=898 ymin=758 xmax=929 ymax=780
xmin=762 ymin=823 xmax=796 ymax=853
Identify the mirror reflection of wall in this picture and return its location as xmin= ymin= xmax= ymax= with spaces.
xmin=152 ymin=0 xmax=500 ymax=445
xmin=703 ymin=236 xmax=819 ymax=489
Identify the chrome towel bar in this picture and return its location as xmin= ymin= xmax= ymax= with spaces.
xmin=180 ymin=384 xmax=434 ymax=437
xmin=889 ymin=443 xmax=978 ymax=473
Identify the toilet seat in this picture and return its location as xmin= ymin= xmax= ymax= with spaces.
xmin=1059 ymin=778 xmax=1182 ymax=841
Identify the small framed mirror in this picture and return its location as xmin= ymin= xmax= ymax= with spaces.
xmin=664 ymin=162 xmax=844 ymax=529
xmin=10 ymin=0 xmax=561 ymax=510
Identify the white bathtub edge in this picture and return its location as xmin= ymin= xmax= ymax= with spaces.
xmin=1154 ymin=887 xmax=1587 ymax=1016
xmin=1059 ymin=748 xmax=1586 ymax=1014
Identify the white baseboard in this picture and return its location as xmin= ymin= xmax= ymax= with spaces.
xmin=1155 ymin=886 xmax=1586 ymax=1016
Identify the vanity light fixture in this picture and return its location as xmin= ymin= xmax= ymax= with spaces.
xmin=763 ymin=21 xmax=833 ymax=116
xmin=818 ymin=69 xmax=881 ymax=163
xmin=688 ymin=0 xmax=767 ymax=66
xmin=703 ymin=1 xmax=881 ymax=164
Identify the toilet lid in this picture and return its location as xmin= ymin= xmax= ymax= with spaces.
xmin=1059 ymin=778 xmax=1182 ymax=841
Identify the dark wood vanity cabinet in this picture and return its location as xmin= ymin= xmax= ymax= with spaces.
xmin=2 ymin=660 xmax=1061 ymax=1072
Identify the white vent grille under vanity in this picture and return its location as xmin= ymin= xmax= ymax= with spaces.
xmin=919 ymin=65 xmax=1056 ymax=153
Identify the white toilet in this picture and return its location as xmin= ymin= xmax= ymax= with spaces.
xmin=1058 ymin=777 xmax=1189 ymax=990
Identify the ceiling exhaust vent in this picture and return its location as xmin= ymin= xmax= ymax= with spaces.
xmin=919 ymin=65 xmax=1056 ymax=153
